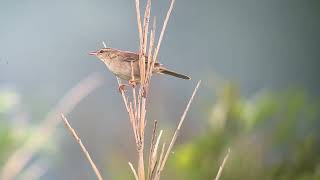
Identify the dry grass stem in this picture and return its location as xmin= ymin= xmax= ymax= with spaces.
xmin=157 ymin=80 xmax=201 ymax=178
xmin=154 ymin=0 xmax=175 ymax=61
xmin=129 ymin=162 xmax=139 ymax=180
xmin=102 ymin=41 xmax=107 ymax=49
xmin=214 ymin=148 xmax=231 ymax=180
xmin=146 ymin=19 xmax=156 ymax=86
xmin=142 ymin=0 xmax=151 ymax=54
xmin=135 ymin=0 xmax=143 ymax=47
xmin=154 ymin=143 xmax=166 ymax=180
xmin=149 ymin=129 xmax=163 ymax=179
xmin=61 ymin=114 xmax=103 ymax=180
xmin=147 ymin=120 xmax=158 ymax=178
xmin=115 ymin=0 xmax=203 ymax=180
xmin=0 ymin=73 xmax=104 ymax=180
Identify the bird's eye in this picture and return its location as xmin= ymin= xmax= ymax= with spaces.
xmin=99 ymin=50 xmax=104 ymax=53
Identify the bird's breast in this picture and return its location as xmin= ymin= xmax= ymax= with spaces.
xmin=104 ymin=59 xmax=139 ymax=80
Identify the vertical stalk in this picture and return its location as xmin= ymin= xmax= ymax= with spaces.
xmin=138 ymin=144 xmax=145 ymax=180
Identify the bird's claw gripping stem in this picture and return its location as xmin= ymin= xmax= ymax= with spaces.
xmin=129 ymin=79 xmax=137 ymax=88
xmin=118 ymin=84 xmax=127 ymax=93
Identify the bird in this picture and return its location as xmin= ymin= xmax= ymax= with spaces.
xmin=89 ymin=47 xmax=190 ymax=90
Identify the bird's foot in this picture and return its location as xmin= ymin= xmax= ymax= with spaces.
xmin=129 ymin=79 xmax=137 ymax=88
xmin=118 ymin=84 xmax=128 ymax=93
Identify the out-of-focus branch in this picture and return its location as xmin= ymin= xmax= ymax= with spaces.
xmin=19 ymin=159 xmax=47 ymax=180
xmin=0 ymin=73 xmax=104 ymax=180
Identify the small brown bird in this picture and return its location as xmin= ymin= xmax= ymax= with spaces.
xmin=89 ymin=48 xmax=190 ymax=85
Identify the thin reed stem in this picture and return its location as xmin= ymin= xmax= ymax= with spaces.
xmin=61 ymin=114 xmax=103 ymax=180
xmin=129 ymin=162 xmax=139 ymax=180
xmin=214 ymin=148 xmax=230 ymax=180
xmin=158 ymin=81 xmax=201 ymax=176
xmin=153 ymin=0 xmax=175 ymax=61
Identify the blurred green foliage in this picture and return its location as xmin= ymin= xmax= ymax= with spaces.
xmin=167 ymin=83 xmax=320 ymax=180
xmin=0 ymin=122 xmax=15 ymax=166
xmin=1 ymin=86 xmax=319 ymax=180
xmin=0 ymin=90 xmax=54 ymax=172
xmin=0 ymin=90 xmax=23 ymax=167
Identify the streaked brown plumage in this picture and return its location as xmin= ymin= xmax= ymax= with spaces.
xmin=89 ymin=47 xmax=190 ymax=82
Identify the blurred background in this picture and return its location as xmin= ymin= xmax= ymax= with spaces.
xmin=1 ymin=0 xmax=320 ymax=179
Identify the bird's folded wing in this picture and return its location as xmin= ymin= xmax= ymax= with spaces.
xmin=120 ymin=51 xmax=161 ymax=66
xmin=119 ymin=51 xmax=139 ymax=62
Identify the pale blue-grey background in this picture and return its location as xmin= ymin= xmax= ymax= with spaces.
xmin=0 ymin=0 xmax=319 ymax=179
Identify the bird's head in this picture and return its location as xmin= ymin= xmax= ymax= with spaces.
xmin=89 ymin=48 xmax=114 ymax=61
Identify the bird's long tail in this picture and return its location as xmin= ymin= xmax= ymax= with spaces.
xmin=159 ymin=67 xmax=190 ymax=80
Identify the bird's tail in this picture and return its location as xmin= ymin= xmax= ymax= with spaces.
xmin=159 ymin=68 xmax=190 ymax=80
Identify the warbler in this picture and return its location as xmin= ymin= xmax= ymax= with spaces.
xmin=89 ymin=48 xmax=190 ymax=84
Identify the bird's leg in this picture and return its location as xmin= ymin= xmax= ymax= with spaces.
xmin=129 ymin=79 xmax=137 ymax=88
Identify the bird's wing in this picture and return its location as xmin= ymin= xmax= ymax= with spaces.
xmin=119 ymin=51 xmax=140 ymax=62
xmin=120 ymin=51 xmax=162 ymax=66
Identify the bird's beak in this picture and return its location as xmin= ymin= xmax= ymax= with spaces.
xmin=89 ymin=51 xmax=98 ymax=56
